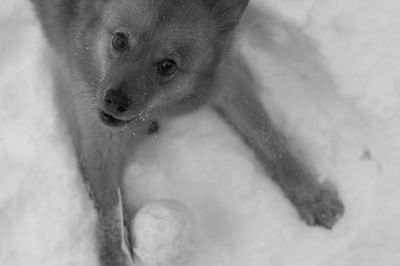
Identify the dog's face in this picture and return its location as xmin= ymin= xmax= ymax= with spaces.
xmin=73 ymin=0 xmax=248 ymax=128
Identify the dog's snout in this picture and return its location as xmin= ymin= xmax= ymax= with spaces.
xmin=104 ymin=89 xmax=131 ymax=115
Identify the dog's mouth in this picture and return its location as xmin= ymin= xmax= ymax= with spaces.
xmin=99 ymin=110 xmax=130 ymax=127
xmin=99 ymin=109 xmax=160 ymax=134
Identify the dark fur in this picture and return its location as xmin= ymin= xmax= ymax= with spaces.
xmin=31 ymin=0 xmax=344 ymax=265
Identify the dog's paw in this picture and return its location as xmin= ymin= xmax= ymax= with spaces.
xmin=99 ymin=246 xmax=135 ymax=266
xmin=295 ymin=184 xmax=344 ymax=229
xmin=98 ymin=190 xmax=136 ymax=266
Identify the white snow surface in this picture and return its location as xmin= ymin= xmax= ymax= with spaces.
xmin=1 ymin=0 xmax=400 ymax=265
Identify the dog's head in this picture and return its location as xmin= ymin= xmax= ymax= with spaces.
xmin=72 ymin=0 xmax=248 ymax=128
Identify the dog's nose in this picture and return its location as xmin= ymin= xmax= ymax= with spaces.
xmin=104 ymin=89 xmax=131 ymax=115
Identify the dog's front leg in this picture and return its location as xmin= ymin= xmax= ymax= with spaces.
xmin=79 ymin=124 xmax=134 ymax=266
xmin=212 ymin=66 xmax=344 ymax=229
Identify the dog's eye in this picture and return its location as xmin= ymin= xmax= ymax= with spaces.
xmin=157 ymin=60 xmax=177 ymax=76
xmin=112 ymin=33 xmax=129 ymax=52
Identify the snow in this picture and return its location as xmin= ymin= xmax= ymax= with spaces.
xmin=132 ymin=200 xmax=196 ymax=266
xmin=1 ymin=0 xmax=400 ymax=265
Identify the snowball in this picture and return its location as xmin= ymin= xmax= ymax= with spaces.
xmin=132 ymin=200 xmax=195 ymax=266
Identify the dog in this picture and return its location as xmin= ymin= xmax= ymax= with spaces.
xmin=30 ymin=0 xmax=344 ymax=265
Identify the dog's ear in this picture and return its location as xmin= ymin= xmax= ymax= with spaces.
xmin=203 ymin=0 xmax=249 ymax=34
